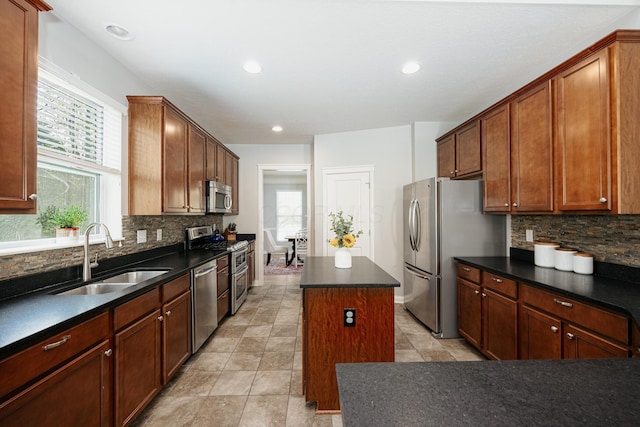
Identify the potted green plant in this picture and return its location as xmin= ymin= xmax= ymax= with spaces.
xmin=36 ymin=205 xmax=89 ymax=243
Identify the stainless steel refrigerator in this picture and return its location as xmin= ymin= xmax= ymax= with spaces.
xmin=403 ymin=178 xmax=506 ymax=338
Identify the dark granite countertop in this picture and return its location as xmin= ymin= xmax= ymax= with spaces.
xmin=300 ymin=256 xmax=399 ymax=289
xmin=455 ymin=256 xmax=640 ymax=327
xmin=0 ymin=248 xmax=227 ymax=360
xmin=336 ymin=359 xmax=640 ymax=426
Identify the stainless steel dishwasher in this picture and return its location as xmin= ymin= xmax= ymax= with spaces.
xmin=191 ymin=259 xmax=218 ymax=353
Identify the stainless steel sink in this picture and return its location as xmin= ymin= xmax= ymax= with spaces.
xmin=55 ymin=269 xmax=169 ymax=295
xmin=96 ymin=270 xmax=168 ymax=284
xmin=57 ymin=283 xmax=135 ymax=296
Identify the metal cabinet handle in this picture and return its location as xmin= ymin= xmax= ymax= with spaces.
xmin=474 ymin=290 xmax=480 ymax=295
xmin=157 ymin=315 xmax=164 ymax=322
xmin=43 ymin=335 xmax=71 ymax=351
xmin=463 ymin=267 xmax=471 ymax=272
xmin=491 ymin=277 xmax=503 ymax=283
xmin=553 ymin=298 xmax=573 ymax=308
xmin=550 ymin=326 xmax=559 ymax=333
xmin=513 ymin=202 xmax=518 ymax=207
xmin=104 ymin=349 xmax=113 ymax=357
xmin=567 ymin=333 xmax=575 ymax=340
xmin=599 ymin=197 xmax=608 ymax=203
xmin=166 ymin=310 xmax=172 ymax=316
xmin=29 ymin=194 xmax=37 ymax=200
xmin=481 ymin=293 xmax=487 ymax=298
xmin=504 ymin=203 xmax=509 ymax=207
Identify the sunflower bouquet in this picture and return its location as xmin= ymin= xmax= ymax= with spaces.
xmin=328 ymin=211 xmax=363 ymax=248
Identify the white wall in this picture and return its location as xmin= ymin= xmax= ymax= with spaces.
xmin=413 ymin=121 xmax=457 ymax=182
xmin=224 ymin=144 xmax=313 ymax=235
xmin=313 ymin=125 xmax=412 ymax=298
xmin=39 ymin=12 xmax=154 ymax=106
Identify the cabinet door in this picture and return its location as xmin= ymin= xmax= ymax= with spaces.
xmin=455 ymin=121 xmax=482 ymax=178
xmin=0 ymin=340 xmax=112 ymax=427
xmin=519 ymin=305 xmax=562 ymax=360
xmin=188 ymin=125 xmax=206 ymax=213
xmin=482 ymin=288 xmax=518 ymax=360
xmin=511 ymin=81 xmax=554 ymax=212
xmin=205 ymin=137 xmax=217 ymax=181
xmin=247 ymin=247 xmax=255 ymax=288
xmin=163 ymin=108 xmax=188 ymax=213
xmin=555 ymin=49 xmax=612 ymax=212
xmin=437 ymin=135 xmax=455 ymax=178
xmin=0 ymin=0 xmax=41 ymax=213
xmin=482 ymin=104 xmax=511 ymax=212
xmin=216 ymin=143 xmax=226 ymax=184
xmin=564 ymin=324 xmax=628 ymax=359
xmin=115 ymin=309 xmax=162 ymax=427
xmin=163 ymin=291 xmax=192 ymax=383
xmin=230 ymin=155 xmax=239 ymax=214
xmin=457 ymin=277 xmax=481 ymax=349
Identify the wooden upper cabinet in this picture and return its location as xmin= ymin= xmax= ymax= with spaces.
xmin=215 ymin=143 xmax=227 ymax=184
xmin=555 ymin=49 xmax=611 ymax=212
xmin=437 ymin=135 xmax=455 ymax=178
xmin=437 ymin=122 xmax=481 ymax=180
xmin=481 ymin=104 xmax=511 ymax=212
xmin=188 ymin=125 xmax=205 ymax=213
xmin=455 ymin=121 xmax=482 ymax=178
xmin=163 ymin=107 xmax=188 ymax=213
xmin=230 ymin=154 xmax=239 ymax=214
xmin=511 ymin=81 xmax=554 ymax=213
xmin=128 ymin=96 xmax=238 ymax=215
xmin=0 ymin=0 xmax=50 ymax=214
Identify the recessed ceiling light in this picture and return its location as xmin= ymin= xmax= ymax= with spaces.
xmin=106 ymin=24 xmax=134 ymax=41
xmin=243 ymin=61 xmax=262 ymax=74
xmin=272 ymin=125 xmax=283 ymax=132
xmin=402 ymin=62 xmax=421 ymax=75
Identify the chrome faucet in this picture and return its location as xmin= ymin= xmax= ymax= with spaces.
xmin=83 ymin=223 xmax=115 ymax=281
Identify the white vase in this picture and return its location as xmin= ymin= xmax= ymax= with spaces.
xmin=55 ymin=227 xmax=80 ymax=244
xmin=334 ymin=247 xmax=352 ymax=268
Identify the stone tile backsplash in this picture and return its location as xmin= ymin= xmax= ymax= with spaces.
xmin=511 ymin=215 xmax=640 ymax=268
xmin=0 ymin=215 xmax=223 ymax=281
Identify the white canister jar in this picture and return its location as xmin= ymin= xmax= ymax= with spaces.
xmin=573 ymin=252 xmax=594 ymax=275
xmin=554 ymin=247 xmax=577 ymax=271
xmin=534 ymin=241 xmax=559 ymax=268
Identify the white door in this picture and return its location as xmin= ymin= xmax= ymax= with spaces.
xmin=323 ymin=167 xmax=373 ymax=259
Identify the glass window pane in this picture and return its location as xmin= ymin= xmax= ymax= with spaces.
xmin=276 ymin=191 xmax=302 ymax=241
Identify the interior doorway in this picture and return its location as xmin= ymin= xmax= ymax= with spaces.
xmin=257 ymin=164 xmax=311 ymax=284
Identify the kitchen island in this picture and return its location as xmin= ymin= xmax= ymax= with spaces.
xmin=336 ymin=358 xmax=640 ymax=426
xmin=300 ymin=256 xmax=399 ymax=412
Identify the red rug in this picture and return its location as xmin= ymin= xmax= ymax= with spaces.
xmin=264 ymin=263 xmax=303 ymax=275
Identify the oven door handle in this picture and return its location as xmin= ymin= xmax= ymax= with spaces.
xmin=235 ymin=265 xmax=249 ymax=276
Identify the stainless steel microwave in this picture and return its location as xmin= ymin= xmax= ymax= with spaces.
xmin=206 ymin=181 xmax=233 ymax=214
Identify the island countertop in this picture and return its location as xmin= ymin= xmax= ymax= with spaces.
xmin=336 ymin=359 xmax=640 ymax=426
xmin=299 ymin=256 xmax=400 ymax=289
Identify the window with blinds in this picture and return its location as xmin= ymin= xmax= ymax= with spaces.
xmin=0 ymin=64 xmax=123 ymax=249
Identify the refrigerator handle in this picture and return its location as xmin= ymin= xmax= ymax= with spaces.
xmin=414 ymin=199 xmax=422 ymax=252
xmin=408 ymin=199 xmax=415 ymax=251
xmin=404 ymin=264 xmax=432 ymax=280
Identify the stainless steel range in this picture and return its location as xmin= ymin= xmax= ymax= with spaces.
xmin=186 ymin=226 xmax=249 ymax=316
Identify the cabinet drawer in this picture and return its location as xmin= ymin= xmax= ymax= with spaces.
xmin=482 ymin=272 xmax=517 ymax=299
xmin=114 ymin=288 xmax=161 ymax=331
xmin=0 ymin=311 xmax=110 ymax=399
xmin=520 ymin=284 xmax=628 ymax=344
xmin=162 ymin=274 xmax=190 ymax=303
xmin=217 ymin=255 xmax=229 ymax=269
xmin=457 ymin=263 xmax=481 ymax=284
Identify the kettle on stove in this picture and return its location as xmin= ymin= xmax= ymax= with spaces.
xmin=211 ymin=229 xmax=225 ymax=242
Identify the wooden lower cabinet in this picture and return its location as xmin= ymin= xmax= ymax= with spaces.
xmin=457 ymin=277 xmax=482 ymax=349
xmin=302 ymin=287 xmax=394 ymax=412
xmin=519 ymin=305 xmax=562 ymax=360
xmin=0 ymin=340 xmax=112 ymax=427
xmin=247 ymin=241 xmax=255 ymax=288
xmin=162 ymin=290 xmax=191 ymax=382
xmin=115 ymin=308 xmax=162 ymax=427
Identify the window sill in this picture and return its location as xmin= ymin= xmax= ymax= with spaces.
xmin=0 ymin=237 xmax=125 ymax=257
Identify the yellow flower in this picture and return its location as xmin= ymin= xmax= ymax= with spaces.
xmin=342 ymin=234 xmax=355 ymax=248
xmin=329 ymin=238 xmax=339 ymax=247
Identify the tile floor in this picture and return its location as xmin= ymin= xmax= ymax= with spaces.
xmin=133 ymin=273 xmax=484 ymax=427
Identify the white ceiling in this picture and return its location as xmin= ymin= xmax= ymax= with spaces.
xmin=45 ymin=0 xmax=640 ymax=145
